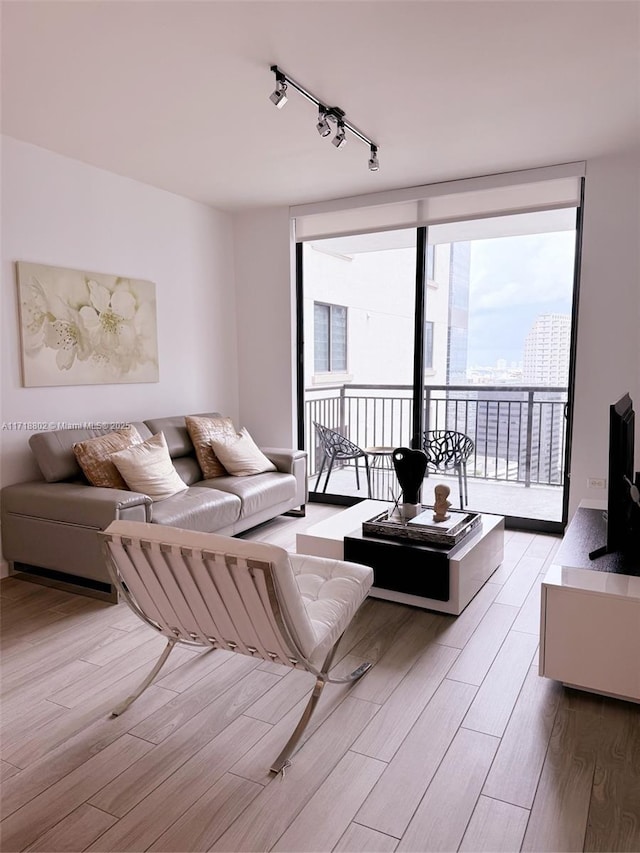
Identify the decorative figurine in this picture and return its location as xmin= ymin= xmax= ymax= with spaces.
xmin=433 ymin=483 xmax=451 ymax=522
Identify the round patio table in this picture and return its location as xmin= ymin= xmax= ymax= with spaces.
xmin=364 ymin=446 xmax=398 ymax=501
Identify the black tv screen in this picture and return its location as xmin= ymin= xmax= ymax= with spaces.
xmin=605 ymin=393 xmax=635 ymax=555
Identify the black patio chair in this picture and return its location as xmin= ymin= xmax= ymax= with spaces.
xmin=313 ymin=422 xmax=371 ymax=498
xmin=422 ymin=430 xmax=475 ymax=509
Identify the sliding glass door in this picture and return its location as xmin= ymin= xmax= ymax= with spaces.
xmin=298 ymin=206 xmax=580 ymax=530
xmin=302 ymin=229 xmax=418 ymax=502
xmin=424 ymin=209 xmax=578 ymax=525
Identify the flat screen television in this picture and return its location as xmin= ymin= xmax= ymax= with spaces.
xmin=589 ymin=392 xmax=638 ymax=559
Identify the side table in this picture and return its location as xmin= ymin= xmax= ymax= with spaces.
xmin=365 ymin=446 xmax=398 ymax=502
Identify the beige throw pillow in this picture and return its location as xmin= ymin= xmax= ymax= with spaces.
xmin=73 ymin=425 xmax=142 ymax=489
xmin=210 ymin=427 xmax=277 ymax=476
xmin=185 ymin=415 xmax=236 ymax=478
xmin=110 ymin=433 xmax=188 ymax=501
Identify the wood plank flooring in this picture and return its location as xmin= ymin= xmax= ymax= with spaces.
xmin=1 ymin=504 xmax=639 ymax=852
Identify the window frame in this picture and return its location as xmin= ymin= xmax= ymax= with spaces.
xmin=313 ymin=301 xmax=348 ymax=374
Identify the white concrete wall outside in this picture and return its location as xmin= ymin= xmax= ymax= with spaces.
xmin=302 ymin=241 xmax=452 ymax=388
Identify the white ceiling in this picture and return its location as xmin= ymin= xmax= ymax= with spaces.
xmin=2 ymin=1 xmax=639 ymax=212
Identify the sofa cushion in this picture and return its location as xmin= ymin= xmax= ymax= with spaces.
xmin=73 ymin=425 xmax=143 ymax=489
xmin=29 ymin=422 xmax=152 ymax=483
xmin=186 ymin=415 xmax=236 ymax=478
xmin=143 ymin=415 xmax=198 ymax=459
xmin=210 ymin=428 xmax=277 ymax=476
xmin=111 ymin=433 xmax=188 ymax=502
xmin=1 ymin=481 xmax=151 ymax=528
xmin=172 ymin=456 xmax=203 ymax=486
xmin=149 ymin=486 xmax=241 ymax=531
xmin=200 ymin=472 xmax=296 ymax=519
xmin=143 ymin=413 xmax=224 ymax=461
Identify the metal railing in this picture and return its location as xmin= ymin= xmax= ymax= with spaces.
xmin=306 ymin=383 xmax=568 ymax=488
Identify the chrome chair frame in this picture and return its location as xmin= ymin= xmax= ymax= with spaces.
xmin=100 ymin=527 xmax=371 ymax=774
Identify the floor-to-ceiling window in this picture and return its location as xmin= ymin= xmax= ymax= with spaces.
xmin=295 ymin=168 xmax=583 ymax=531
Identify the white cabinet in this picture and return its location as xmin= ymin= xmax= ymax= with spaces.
xmin=540 ymin=566 xmax=640 ymax=702
xmin=539 ymin=505 xmax=640 ymax=703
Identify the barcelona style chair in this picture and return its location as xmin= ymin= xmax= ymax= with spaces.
xmin=422 ymin=429 xmax=475 ymax=509
xmin=313 ymin=421 xmax=372 ymax=497
xmin=100 ymin=520 xmax=373 ymax=774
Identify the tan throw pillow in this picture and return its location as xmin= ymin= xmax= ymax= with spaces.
xmin=185 ymin=415 xmax=236 ymax=479
xmin=73 ymin=425 xmax=142 ymax=488
xmin=110 ymin=433 xmax=188 ymax=501
xmin=210 ymin=427 xmax=277 ymax=477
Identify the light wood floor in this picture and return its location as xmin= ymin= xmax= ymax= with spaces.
xmin=1 ymin=504 xmax=639 ymax=853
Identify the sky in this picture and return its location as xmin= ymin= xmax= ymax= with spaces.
xmin=466 ymin=230 xmax=576 ymax=366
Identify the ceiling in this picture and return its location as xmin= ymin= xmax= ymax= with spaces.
xmin=2 ymin=1 xmax=639 ymax=212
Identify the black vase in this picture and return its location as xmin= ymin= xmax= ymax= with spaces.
xmin=392 ymin=447 xmax=428 ymax=506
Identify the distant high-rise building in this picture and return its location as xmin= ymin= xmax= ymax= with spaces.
xmin=471 ymin=314 xmax=570 ymax=486
xmin=523 ymin=314 xmax=571 ymax=385
xmin=446 ymin=242 xmax=471 ymax=384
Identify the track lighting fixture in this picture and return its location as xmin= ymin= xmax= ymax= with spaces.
xmin=269 ymin=72 xmax=288 ymax=109
xmin=332 ymin=121 xmax=347 ymax=149
xmin=269 ymin=65 xmax=379 ymax=171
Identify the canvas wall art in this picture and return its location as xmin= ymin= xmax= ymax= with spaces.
xmin=16 ymin=262 xmax=160 ymax=387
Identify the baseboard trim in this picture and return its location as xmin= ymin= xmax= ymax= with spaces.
xmin=9 ymin=562 xmax=117 ymax=603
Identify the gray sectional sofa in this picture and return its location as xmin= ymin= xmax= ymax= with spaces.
xmin=1 ymin=414 xmax=307 ymax=600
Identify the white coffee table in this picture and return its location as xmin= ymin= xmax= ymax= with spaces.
xmin=297 ymin=500 xmax=504 ymax=615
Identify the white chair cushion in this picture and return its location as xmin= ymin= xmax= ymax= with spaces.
xmin=289 ymin=553 xmax=373 ymax=667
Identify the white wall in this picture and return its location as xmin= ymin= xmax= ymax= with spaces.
xmin=233 ymin=207 xmax=297 ymax=447
xmin=1 ymin=136 xmax=239 ymax=489
xmin=569 ymin=149 xmax=640 ymax=517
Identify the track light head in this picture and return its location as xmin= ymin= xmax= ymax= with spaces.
xmin=368 ymin=146 xmax=380 ymax=171
xmin=316 ymin=108 xmax=332 ymax=138
xmin=269 ymin=78 xmax=288 ymax=109
xmin=332 ymin=122 xmax=347 ymax=149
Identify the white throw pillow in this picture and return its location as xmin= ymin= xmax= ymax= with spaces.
xmin=110 ymin=432 xmax=188 ymax=501
xmin=210 ymin=428 xmax=277 ymax=476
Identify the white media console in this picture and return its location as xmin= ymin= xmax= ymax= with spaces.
xmin=539 ymin=502 xmax=640 ymax=703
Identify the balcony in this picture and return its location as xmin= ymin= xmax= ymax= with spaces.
xmin=306 ymin=383 xmax=568 ymax=522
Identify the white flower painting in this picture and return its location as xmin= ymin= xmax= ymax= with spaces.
xmin=17 ymin=262 xmax=159 ymax=386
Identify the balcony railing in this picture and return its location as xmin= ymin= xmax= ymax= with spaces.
xmin=306 ymin=383 xmax=568 ymax=489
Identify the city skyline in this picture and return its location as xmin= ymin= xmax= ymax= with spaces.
xmin=466 ymin=230 xmax=576 ymax=367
